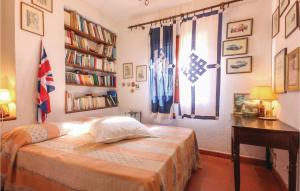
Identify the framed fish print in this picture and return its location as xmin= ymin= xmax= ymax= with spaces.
xmin=21 ymin=2 xmax=44 ymax=36
xmin=274 ymin=48 xmax=287 ymax=94
xmin=123 ymin=63 xmax=133 ymax=79
xmin=279 ymin=0 xmax=290 ymax=16
xmin=226 ymin=56 xmax=252 ymax=74
xmin=136 ymin=65 xmax=147 ymax=82
xmin=226 ymin=19 xmax=253 ymax=39
xmin=287 ymin=47 xmax=300 ymax=91
xmin=285 ymin=2 xmax=299 ymax=38
xmin=272 ymin=7 xmax=280 ymax=38
xmin=222 ymin=38 xmax=248 ymax=57
xmin=32 ymin=0 xmax=53 ymax=13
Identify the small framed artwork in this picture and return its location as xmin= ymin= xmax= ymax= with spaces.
xmin=274 ymin=48 xmax=287 ymax=94
xmin=285 ymin=2 xmax=299 ymax=38
xmin=272 ymin=7 xmax=280 ymax=38
xmin=226 ymin=19 xmax=253 ymax=39
xmin=21 ymin=2 xmax=44 ymax=36
xmin=123 ymin=63 xmax=133 ymax=79
xmin=233 ymin=93 xmax=249 ymax=115
xmin=287 ymin=47 xmax=300 ymax=91
xmin=32 ymin=0 xmax=53 ymax=13
xmin=136 ymin=65 xmax=147 ymax=82
xmin=222 ymin=38 xmax=248 ymax=57
xmin=226 ymin=56 xmax=252 ymax=74
xmin=279 ymin=0 xmax=290 ymax=16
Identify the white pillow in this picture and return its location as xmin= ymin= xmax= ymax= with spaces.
xmin=89 ymin=116 xmax=153 ymax=143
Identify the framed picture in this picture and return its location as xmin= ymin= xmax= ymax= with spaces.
xmin=32 ymin=0 xmax=53 ymax=13
xmin=136 ymin=65 xmax=147 ymax=82
xmin=233 ymin=93 xmax=249 ymax=115
xmin=279 ymin=0 xmax=290 ymax=16
xmin=226 ymin=19 xmax=253 ymax=39
xmin=287 ymin=47 xmax=300 ymax=91
xmin=285 ymin=2 xmax=299 ymax=38
xmin=222 ymin=38 xmax=248 ymax=57
xmin=21 ymin=2 xmax=44 ymax=36
xmin=123 ymin=63 xmax=133 ymax=79
xmin=272 ymin=7 xmax=280 ymax=38
xmin=274 ymin=48 xmax=287 ymax=94
xmin=226 ymin=56 xmax=252 ymax=74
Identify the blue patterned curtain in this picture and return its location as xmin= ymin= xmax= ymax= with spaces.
xmin=149 ymin=26 xmax=174 ymax=115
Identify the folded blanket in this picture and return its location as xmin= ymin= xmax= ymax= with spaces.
xmin=1 ymin=123 xmax=67 ymax=190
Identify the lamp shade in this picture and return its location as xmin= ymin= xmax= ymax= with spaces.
xmin=0 ymin=89 xmax=11 ymax=104
xmin=249 ymin=86 xmax=276 ymax=101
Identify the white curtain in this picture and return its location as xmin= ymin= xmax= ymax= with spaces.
xmin=178 ymin=12 xmax=222 ymax=119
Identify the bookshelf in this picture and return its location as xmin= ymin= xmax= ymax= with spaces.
xmin=64 ymin=9 xmax=118 ymax=113
xmin=65 ymin=106 xmax=118 ymax=114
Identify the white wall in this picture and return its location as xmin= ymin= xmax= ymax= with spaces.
xmin=271 ymin=0 xmax=300 ymax=187
xmin=2 ymin=0 xmax=121 ymax=133
xmin=117 ymin=0 xmax=272 ymax=159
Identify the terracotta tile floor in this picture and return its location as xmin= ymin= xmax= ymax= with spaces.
xmin=186 ymin=154 xmax=283 ymax=191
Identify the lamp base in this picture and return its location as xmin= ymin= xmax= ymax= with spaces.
xmin=258 ymin=117 xmax=277 ymax=121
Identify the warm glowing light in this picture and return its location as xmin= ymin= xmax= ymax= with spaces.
xmin=62 ymin=120 xmax=96 ymax=136
xmin=0 ymin=89 xmax=11 ymax=104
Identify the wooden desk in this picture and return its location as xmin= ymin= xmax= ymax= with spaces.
xmin=231 ymin=115 xmax=299 ymax=191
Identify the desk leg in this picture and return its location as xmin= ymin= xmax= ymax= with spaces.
xmin=231 ymin=137 xmax=234 ymax=161
xmin=266 ymin=146 xmax=272 ymax=169
xmin=288 ymin=147 xmax=297 ymax=191
xmin=233 ymin=141 xmax=240 ymax=191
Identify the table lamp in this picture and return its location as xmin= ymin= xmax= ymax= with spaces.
xmin=249 ymin=86 xmax=277 ymax=120
xmin=0 ymin=89 xmax=11 ymax=121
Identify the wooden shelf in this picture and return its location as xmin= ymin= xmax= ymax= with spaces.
xmin=66 ymin=83 xmax=116 ymax=88
xmin=66 ymin=105 xmax=118 ymax=114
xmin=66 ymin=64 xmax=116 ymax=74
xmin=65 ymin=25 xmax=113 ymax=46
xmin=65 ymin=44 xmax=107 ymax=59
xmin=3 ymin=116 xmax=17 ymax=121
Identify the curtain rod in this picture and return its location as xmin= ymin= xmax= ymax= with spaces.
xmin=128 ymin=0 xmax=243 ymax=30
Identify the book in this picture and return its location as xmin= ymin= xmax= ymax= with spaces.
xmin=64 ymin=11 xmax=71 ymax=26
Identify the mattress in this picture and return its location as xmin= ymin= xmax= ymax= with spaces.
xmin=1 ymin=124 xmax=199 ymax=191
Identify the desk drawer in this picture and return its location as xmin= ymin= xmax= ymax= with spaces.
xmin=239 ymin=129 xmax=290 ymax=149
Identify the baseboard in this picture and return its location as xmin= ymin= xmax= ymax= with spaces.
xmin=272 ymin=168 xmax=288 ymax=191
xmin=199 ymin=149 xmax=266 ymax=166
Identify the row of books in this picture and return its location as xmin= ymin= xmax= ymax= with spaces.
xmin=64 ymin=10 xmax=115 ymax=45
xmin=65 ymin=92 xmax=106 ymax=112
xmin=65 ymin=91 xmax=118 ymax=112
xmin=66 ymin=71 xmax=116 ymax=87
xmin=65 ymin=50 xmax=116 ymax=72
xmin=65 ymin=30 xmax=115 ymax=58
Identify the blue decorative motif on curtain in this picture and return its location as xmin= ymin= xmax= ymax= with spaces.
xmin=149 ymin=26 xmax=174 ymax=114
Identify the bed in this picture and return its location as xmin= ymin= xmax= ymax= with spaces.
xmin=1 ymin=120 xmax=199 ymax=191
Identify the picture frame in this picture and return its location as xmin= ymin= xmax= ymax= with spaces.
xmin=136 ymin=65 xmax=147 ymax=82
xmin=274 ymin=48 xmax=287 ymax=94
xmin=272 ymin=7 xmax=280 ymax=38
xmin=123 ymin=63 xmax=133 ymax=79
xmin=279 ymin=0 xmax=290 ymax=16
xmin=287 ymin=47 xmax=300 ymax=91
xmin=21 ymin=2 xmax=44 ymax=36
xmin=32 ymin=0 xmax=53 ymax=13
xmin=226 ymin=19 xmax=253 ymax=39
xmin=222 ymin=38 xmax=248 ymax=57
xmin=226 ymin=56 xmax=252 ymax=74
xmin=233 ymin=93 xmax=249 ymax=115
xmin=285 ymin=2 xmax=299 ymax=38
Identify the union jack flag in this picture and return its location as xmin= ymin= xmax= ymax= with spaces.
xmin=37 ymin=42 xmax=55 ymax=123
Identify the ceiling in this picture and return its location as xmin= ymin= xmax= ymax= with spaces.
xmin=83 ymin=0 xmax=229 ymax=22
